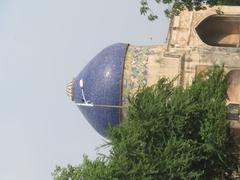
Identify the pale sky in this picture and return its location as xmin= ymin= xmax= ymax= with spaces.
xmin=0 ymin=0 xmax=169 ymax=179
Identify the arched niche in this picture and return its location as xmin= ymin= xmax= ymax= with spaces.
xmin=226 ymin=70 xmax=240 ymax=102
xmin=196 ymin=15 xmax=240 ymax=47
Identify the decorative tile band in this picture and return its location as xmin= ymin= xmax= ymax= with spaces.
xmin=122 ymin=46 xmax=151 ymax=107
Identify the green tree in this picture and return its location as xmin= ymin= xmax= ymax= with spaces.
xmin=53 ymin=67 xmax=238 ymax=180
xmin=139 ymin=0 xmax=240 ymax=20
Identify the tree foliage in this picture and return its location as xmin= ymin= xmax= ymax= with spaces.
xmin=139 ymin=0 xmax=240 ymax=20
xmin=53 ymin=67 xmax=238 ymax=180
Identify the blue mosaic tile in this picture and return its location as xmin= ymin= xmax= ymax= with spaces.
xmin=73 ymin=43 xmax=128 ymax=137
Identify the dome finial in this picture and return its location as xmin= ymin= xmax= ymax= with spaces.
xmin=66 ymin=79 xmax=74 ymax=101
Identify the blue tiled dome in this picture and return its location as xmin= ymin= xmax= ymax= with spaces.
xmin=73 ymin=43 xmax=128 ymax=137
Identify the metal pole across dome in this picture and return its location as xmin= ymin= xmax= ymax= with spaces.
xmin=77 ymin=79 xmax=127 ymax=109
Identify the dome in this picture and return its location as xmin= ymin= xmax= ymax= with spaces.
xmin=73 ymin=43 xmax=129 ymax=137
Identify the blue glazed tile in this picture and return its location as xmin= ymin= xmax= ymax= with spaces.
xmin=73 ymin=43 xmax=128 ymax=137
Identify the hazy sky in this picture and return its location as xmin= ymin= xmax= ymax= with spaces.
xmin=0 ymin=0 xmax=169 ymax=179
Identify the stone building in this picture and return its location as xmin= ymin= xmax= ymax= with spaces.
xmin=67 ymin=7 xmax=240 ymax=162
